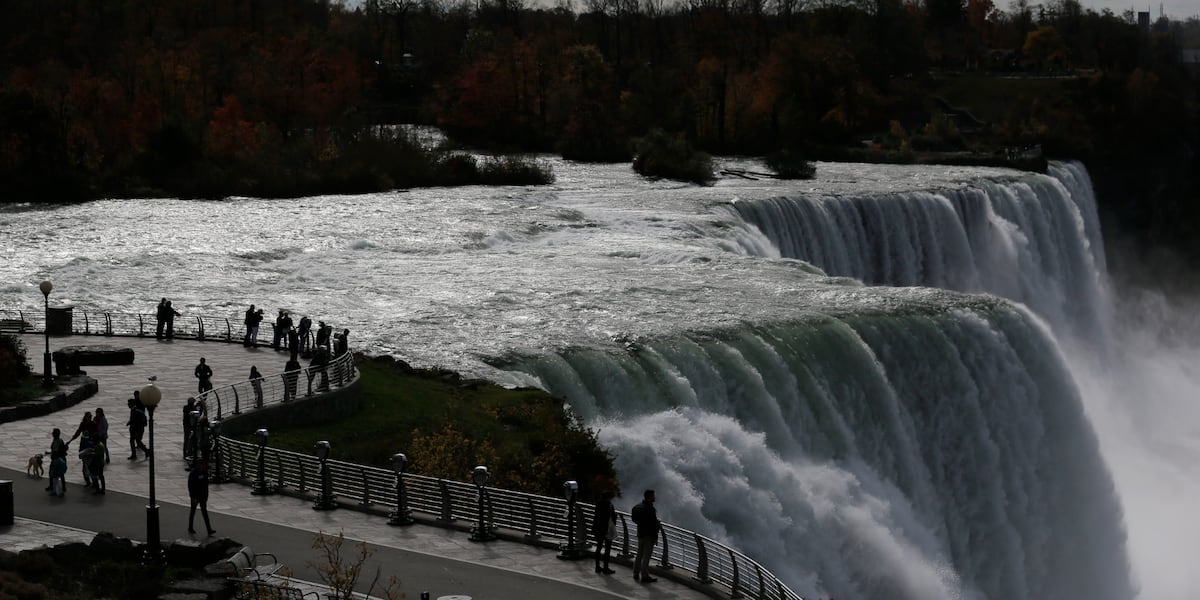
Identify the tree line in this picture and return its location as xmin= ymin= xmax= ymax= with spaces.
xmin=1 ymin=0 xmax=1197 ymax=258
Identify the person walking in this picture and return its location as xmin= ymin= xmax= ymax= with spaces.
xmin=249 ymin=365 xmax=264 ymax=407
xmin=94 ymin=407 xmax=110 ymax=464
xmin=592 ymin=490 xmax=618 ymax=575
xmin=631 ymin=489 xmax=661 ymax=583
xmin=187 ymin=463 xmax=216 ymax=536
xmin=89 ymin=440 xmax=106 ymax=494
xmin=194 ymin=358 xmax=213 ymax=394
xmin=67 ymin=411 xmax=96 ymax=446
xmin=47 ymin=428 xmax=67 ymax=495
xmin=127 ymin=393 xmax=150 ymax=460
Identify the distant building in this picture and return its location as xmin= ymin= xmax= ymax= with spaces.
xmin=1138 ymin=11 xmax=1150 ymax=30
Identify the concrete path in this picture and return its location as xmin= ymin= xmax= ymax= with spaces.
xmin=0 ymin=333 xmax=709 ymax=600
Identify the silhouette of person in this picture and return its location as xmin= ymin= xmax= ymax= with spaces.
xmin=126 ymin=394 xmax=149 ymax=459
xmin=308 ymin=346 xmax=330 ymax=393
xmin=631 ymin=489 xmax=661 ymax=583
xmin=188 ymin=463 xmax=216 ymax=536
xmin=281 ymin=312 xmax=294 ymax=351
xmin=273 ymin=310 xmax=286 ymax=350
xmin=297 ymin=316 xmax=313 ymax=353
xmin=89 ymin=440 xmax=106 ymax=494
xmin=334 ymin=329 xmax=349 ymax=356
xmin=315 ymin=321 xmax=331 ymax=349
xmin=249 ymin=365 xmax=264 ymax=407
xmin=164 ymin=300 xmax=181 ymax=338
xmin=244 ymin=304 xmax=258 ymax=346
xmin=155 ymin=298 xmax=167 ymax=339
xmin=94 ymin=407 xmax=110 ymax=464
xmin=592 ymin=490 xmax=617 ymax=574
xmin=183 ymin=396 xmax=198 ymax=459
xmin=283 ymin=353 xmax=301 ymax=401
xmin=194 ymin=357 xmax=213 ymax=393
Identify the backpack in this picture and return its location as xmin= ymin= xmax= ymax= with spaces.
xmin=631 ymin=502 xmax=646 ymax=527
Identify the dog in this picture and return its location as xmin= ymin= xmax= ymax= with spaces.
xmin=26 ymin=453 xmax=45 ymax=478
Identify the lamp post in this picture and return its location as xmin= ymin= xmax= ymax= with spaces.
xmin=469 ymin=465 xmax=496 ymax=542
xmin=558 ymin=480 xmax=587 ymax=559
xmin=39 ymin=280 xmax=53 ymax=387
xmin=252 ymin=428 xmax=273 ymax=495
xmin=388 ymin=453 xmax=414 ymax=526
xmin=313 ymin=441 xmax=336 ymax=510
xmin=139 ymin=379 xmax=163 ymax=564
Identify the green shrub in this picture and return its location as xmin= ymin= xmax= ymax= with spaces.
xmin=478 ymin=156 xmax=555 ymax=185
xmin=0 ymin=335 xmax=31 ymax=391
xmin=765 ymin=149 xmax=817 ymax=179
xmin=631 ymin=128 xmax=714 ymax=184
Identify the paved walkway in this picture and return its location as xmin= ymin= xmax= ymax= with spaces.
xmin=0 ymin=334 xmax=710 ymax=600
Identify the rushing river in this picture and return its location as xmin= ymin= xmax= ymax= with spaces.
xmin=4 ymin=158 xmax=1198 ymax=600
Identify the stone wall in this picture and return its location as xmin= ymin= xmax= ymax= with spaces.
xmin=0 ymin=377 xmax=97 ymax=424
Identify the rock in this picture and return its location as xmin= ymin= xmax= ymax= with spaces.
xmin=45 ymin=541 xmax=90 ymax=567
xmin=157 ymin=593 xmax=213 ymax=600
xmin=90 ymin=532 xmax=139 ymax=562
xmin=166 ymin=537 xmax=240 ymax=568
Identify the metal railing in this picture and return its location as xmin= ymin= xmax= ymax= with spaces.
xmin=215 ymin=436 xmax=804 ymax=600
xmin=0 ymin=307 xmax=320 ymax=350
xmin=194 ymin=350 xmax=357 ymax=419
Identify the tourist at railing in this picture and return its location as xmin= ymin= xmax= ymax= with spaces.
xmin=283 ymin=354 xmax=301 ymax=401
xmin=243 ymin=305 xmax=263 ymax=347
xmin=592 ymin=490 xmax=617 ymax=575
xmin=631 ymin=489 xmax=661 ymax=584
xmin=249 ymin=366 xmax=264 ymax=408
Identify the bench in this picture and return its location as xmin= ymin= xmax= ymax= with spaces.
xmin=225 ymin=546 xmax=284 ymax=581
xmin=232 ymin=578 xmax=321 ymax=600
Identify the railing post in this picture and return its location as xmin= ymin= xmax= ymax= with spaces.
xmin=437 ymin=479 xmax=455 ymax=523
xmin=82 ymin=311 xmax=88 ymax=334
xmin=138 ymin=314 xmax=144 ymax=336
xmin=525 ymin=498 xmax=540 ymax=540
xmin=224 ymin=318 xmax=231 ymax=342
xmin=275 ymin=451 xmax=285 ymax=489
xmin=727 ymin=548 xmax=742 ymax=598
xmin=693 ymin=534 xmax=711 ymax=584
xmin=775 ymin=578 xmax=786 ymax=600
xmin=754 ymin=564 xmax=766 ymax=600
xmin=618 ymin=514 xmax=633 ymax=558
xmin=298 ymin=456 xmax=308 ymax=493
xmin=104 ymin=313 xmax=113 ymax=335
xmin=196 ymin=316 xmax=205 ymax=340
xmin=658 ymin=527 xmax=673 ymax=569
xmin=360 ymin=468 xmax=372 ymax=506
xmin=232 ymin=385 xmax=240 ymax=415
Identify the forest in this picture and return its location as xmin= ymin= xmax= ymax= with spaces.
xmin=0 ymin=0 xmax=1197 ymax=261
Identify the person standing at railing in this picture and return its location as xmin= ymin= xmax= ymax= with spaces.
xmin=286 ymin=324 xmax=299 ymax=355
xmin=183 ymin=397 xmax=198 ymax=459
xmin=164 ymin=300 xmax=181 ymax=339
xmin=631 ymin=489 xmax=661 ymax=584
xmin=308 ymin=346 xmax=330 ymax=393
xmin=194 ymin=357 xmax=213 ymax=393
xmin=249 ymin=365 xmax=264 ymax=407
xmin=272 ymin=310 xmax=286 ymax=350
xmin=244 ymin=304 xmax=261 ymax=347
xmin=315 ymin=321 xmax=331 ymax=349
xmin=592 ymin=490 xmax=617 ymax=575
xmin=283 ymin=353 xmax=301 ymax=401
xmin=334 ymin=329 xmax=349 ymax=357
xmin=155 ymin=298 xmax=168 ymax=339
xmin=297 ymin=315 xmax=312 ymax=354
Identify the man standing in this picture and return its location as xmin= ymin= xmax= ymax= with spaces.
xmin=188 ymin=463 xmax=216 ymax=536
xmin=194 ymin=357 xmax=213 ymax=394
xmin=631 ymin=489 xmax=661 ymax=583
xmin=243 ymin=304 xmax=257 ymax=346
xmin=592 ymin=490 xmax=617 ymax=575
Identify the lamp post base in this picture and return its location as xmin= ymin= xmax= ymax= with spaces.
xmin=144 ymin=504 xmax=164 ymax=565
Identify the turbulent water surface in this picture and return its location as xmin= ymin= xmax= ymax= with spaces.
xmin=3 ymin=158 xmax=1196 ymax=600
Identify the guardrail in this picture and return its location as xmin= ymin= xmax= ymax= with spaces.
xmin=0 ymin=307 xmax=319 ymax=349
xmin=214 ymin=426 xmax=803 ymax=600
xmin=196 ymin=350 xmax=357 ymax=419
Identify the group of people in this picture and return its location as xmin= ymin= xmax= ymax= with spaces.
xmin=155 ymin=298 xmax=182 ymax=340
xmin=591 ymin=488 xmax=663 ymax=584
xmin=45 ymin=388 xmax=216 ymax=537
xmin=242 ymin=305 xmax=349 ymax=360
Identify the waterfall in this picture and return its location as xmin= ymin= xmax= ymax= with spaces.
xmin=496 ymin=162 xmax=1138 ymax=600
xmin=724 ymin=162 xmax=1111 ymax=343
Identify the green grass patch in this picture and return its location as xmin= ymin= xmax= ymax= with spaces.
xmin=244 ymin=355 xmax=617 ymax=500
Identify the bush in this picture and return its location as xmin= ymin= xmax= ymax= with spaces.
xmin=765 ymin=149 xmax=816 ymax=179
xmin=631 ymin=128 xmax=714 ymax=184
xmin=0 ymin=334 xmax=31 ymax=392
xmin=478 ymin=156 xmax=555 ymax=185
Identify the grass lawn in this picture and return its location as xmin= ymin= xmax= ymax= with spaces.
xmin=243 ymin=355 xmax=617 ymax=499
